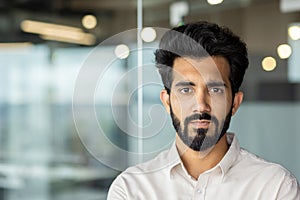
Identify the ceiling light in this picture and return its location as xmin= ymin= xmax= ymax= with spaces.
xmin=207 ymin=0 xmax=223 ymax=5
xmin=20 ymin=20 xmax=96 ymax=46
xmin=0 ymin=42 xmax=32 ymax=48
xmin=277 ymin=44 xmax=292 ymax=59
xmin=41 ymin=34 xmax=96 ymax=46
xmin=82 ymin=15 xmax=97 ymax=29
xmin=21 ymin=20 xmax=82 ymax=34
xmin=262 ymin=56 xmax=277 ymax=72
xmin=114 ymin=44 xmax=130 ymax=59
xmin=141 ymin=27 xmax=156 ymax=43
xmin=288 ymin=26 xmax=300 ymax=40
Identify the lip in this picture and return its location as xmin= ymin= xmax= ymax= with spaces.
xmin=189 ymin=120 xmax=211 ymax=128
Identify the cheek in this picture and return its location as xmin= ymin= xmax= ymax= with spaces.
xmin=210 ymin=96 xmax=231 ymax=116
xmin=170 ymin=95 xmax=189 ymax=119
xmin=171 ymin=91 xmax=198 ymax=108
xmin=170 ymin=91 xmax=185 ymax=108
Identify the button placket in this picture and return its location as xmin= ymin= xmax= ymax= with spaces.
xmin=193 ymin=173 xmax=209 ymax=200
xmin=193 ymin=188 xmax=205 ymax=200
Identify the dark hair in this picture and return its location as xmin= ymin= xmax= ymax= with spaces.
xmin=155 ymin=21 xmax=248 ymax=94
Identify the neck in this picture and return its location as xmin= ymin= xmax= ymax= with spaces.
xmin=176 ymin=134 xmax=229 ymax=180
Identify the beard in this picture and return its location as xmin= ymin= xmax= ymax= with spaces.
xmin=170 ymin=105 xmax=232 ymax=152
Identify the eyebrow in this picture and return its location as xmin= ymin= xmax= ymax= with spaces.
xmin=174 ymin=81 xmax=227 ymax=88
xmin=206 ymin=81 xmax=227 ymax=88
xmin=174 ymin=81 xmax=196 ymax=87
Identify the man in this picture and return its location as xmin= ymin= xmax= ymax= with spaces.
xmin=108 ymin=21 xmax=300 ymax=199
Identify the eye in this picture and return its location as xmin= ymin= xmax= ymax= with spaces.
xmin=209 ymin=87 xmax=224 ymax=94
xmin=179 ymin=87 xmax=194 ymax=94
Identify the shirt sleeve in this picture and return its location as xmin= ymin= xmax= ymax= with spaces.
xmin=107 ymin=175 xmax=127 ymax=200
xmin=277 ymin=173 xmax=300 ymax=200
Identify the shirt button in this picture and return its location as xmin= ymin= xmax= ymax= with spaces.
xmin=197 ymin=189 xmax=202 ymax=194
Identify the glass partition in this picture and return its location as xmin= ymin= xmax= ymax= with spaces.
xmin=0 ymin=0 xmax=300 ymax=199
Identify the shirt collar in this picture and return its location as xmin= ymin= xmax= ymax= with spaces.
xmin=166 ymin=141 xmax=181 ymax=178
xmin=219 ymin=133 xmax=240 ymax=176
xmin=167 ymin=133 xmax=240 ymax=178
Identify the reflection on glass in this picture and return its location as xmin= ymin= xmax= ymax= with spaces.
xmin=0 ymin=46 xmax=120 ymax=200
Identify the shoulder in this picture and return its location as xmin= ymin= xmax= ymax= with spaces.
xmin=126 ymin=147 xmax=175 ymax=174
xmin=236 ymin=148 xmax=292 ymax=177
xmin=238 ymin=148 xmax=293 ymax=175
xmin=107 ymin=173 xmax=127 ymax=200
xmin=234 ymin=148 xmax=300 ymax=198
xmin=226 ymin=134 xmax=296 ymax=180
xmin=107 ymin=148 xmax=176 ymax=199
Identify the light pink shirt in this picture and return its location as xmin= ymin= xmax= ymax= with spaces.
xmin=108 ymin=133 xmax=300 ymax=199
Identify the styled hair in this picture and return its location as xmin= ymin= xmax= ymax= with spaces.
xmin=155 ymin=21 xmax=249 ymax=94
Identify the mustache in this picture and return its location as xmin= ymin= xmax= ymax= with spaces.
xmin=185 ymin=113 xmax=212 ymax=123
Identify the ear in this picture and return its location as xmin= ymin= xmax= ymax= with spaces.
xmin=231 ymin=91 xmax=243 ymax=116
xmin=160 ymin=89 xmax=171 ymax=114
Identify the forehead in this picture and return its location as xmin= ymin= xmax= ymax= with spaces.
xmin=172 ymin=56 xmax=230 ymax=83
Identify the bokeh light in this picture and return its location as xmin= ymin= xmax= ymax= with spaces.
xmin=141 ymin=27 xmax=157 ymax=43
xmin=207 ymin=0 xmax=224 ymax=5
xmin=262 ymin=56 xmax=277 ymax=71
xmin=82 ymin=15 xmax=97 ymax=29
xmin=277 ymin=44 xmax=292 ymax=59
xmin=114 ymin=44 xmax=130 ymax=59
xmin=288 ymin=26 xmax=300 ymax=40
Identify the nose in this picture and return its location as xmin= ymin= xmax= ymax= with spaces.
xmin=192 ymin=90 xmax=211 ymax=113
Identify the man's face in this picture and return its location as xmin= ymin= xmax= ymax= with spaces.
xmin=160 ymin=56 xmax=243 ymax=152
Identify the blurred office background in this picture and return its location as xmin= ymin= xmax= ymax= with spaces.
xmin=0 ymin=0 xmax=300 ymax=199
